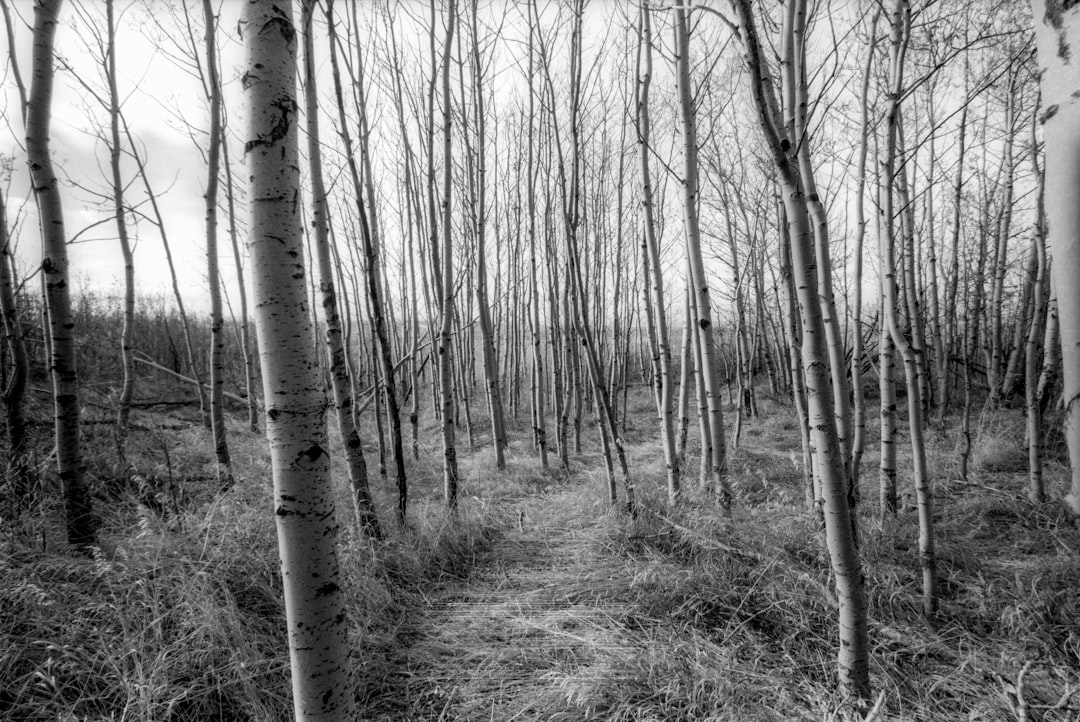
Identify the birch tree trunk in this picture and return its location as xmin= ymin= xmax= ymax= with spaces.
xmin=440 ymin=0 xmax=461 ymax=508
xmin=324 ymin=0 xmax=408 ymax=521
xmin=526 ymin=35 xmax=548 ymax=471
xmin=220 ymin=134 xmax=259 ymax=434
xmin=988 ymin=73 xmax=1016 ymax=405
xmin=733 ymin=0 xmax=869 ymax=700
xmin=302 ymin=0 xmax=380 ymax=539
xmin=105 ymin=0 xmax=135 ymax=447
xmin=344 ymin=5 xmax=409 ymax=518
xmin=1031 ymin=0 xmax=1080 ymax=522
xmin=243 ymin=2 xmax=355 ymax=717
xmin=850 ymin=10 xmax=879 ymax=500
xmin=29 ymin=0 xmax=96 ymax=549
xmin=787 ymin=0 xmax=853 ymax=483
xmin=942 ymin=91 xmax=968 ymax=419
xmin=637 ymin=1 xmax=679 ymax=505
xmin=466 ymin=0 xmax=508 ymax=470
xmin=203 ymin=0 xmax=231 ymax=490
xmin=1025 ymin=99 xmax=1047 ymax=504
xmin=674 ymin=1 xmax=729 ymax=509
xmin=881 ymin=0 xmax=936 ymax=617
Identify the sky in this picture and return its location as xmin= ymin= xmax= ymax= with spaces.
xmin=3 ymin=0 xmax=247 ymax=313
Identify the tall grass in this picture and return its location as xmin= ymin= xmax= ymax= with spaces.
xmin=3 ymin=291 xmax=1079 ymax=720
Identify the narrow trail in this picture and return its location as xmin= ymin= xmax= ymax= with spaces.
xmin=380 ymin=488 xmax=640 ymax=721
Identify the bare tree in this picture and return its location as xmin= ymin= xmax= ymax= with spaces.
xmin=202 ymin=0 xmax=231 ymax=489
xmin=302 ymin=0 xmax=381 ymax=539
xmin=636 ymin=0 xmax=679 ymax=505
xmin=28 ymin=0 xmax=96 ymax=549
xmin=674 ymin=0 xmax=729 ymax=508
xmin=242 ymin=1 xmax=355 ymax=717
xmin=732 ymin=0 xmax=869 ymax=700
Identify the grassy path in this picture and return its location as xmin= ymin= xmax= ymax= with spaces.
xmin=374 ymin=487 xmax=640 ymax=721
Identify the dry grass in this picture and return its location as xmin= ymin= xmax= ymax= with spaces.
xmin=3 ymin=380 xmax=1080 ymax=720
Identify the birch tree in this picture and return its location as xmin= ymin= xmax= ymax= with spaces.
xmin=1030 ymin=0 xmax=1080 ymax=522
xmin=674 ymin=0 xmax=729 ymax=508
xmin=104 ymin=0 xmax=135 ymax=445
xmin=880 ymin=0 xmax=936 ymax=617
xmin=439 ymin=0 xmax=461 ymax=508
xmin=302 ymin=0 xmax=380 ymax=539
xmin=731 ymin=0 xmax=869 ymax=700
xmin=202 ymin=0 xmax=231 ymax=489
xmin=242 ymin=1 xmax=355 ymax=717
xmin=636 ymin=0 xmax=679 ymax=505
xmin=1025 ymin=97 xmax=1046 ymax=504
xmin=29 ymin=0 xmax=96 ymax=549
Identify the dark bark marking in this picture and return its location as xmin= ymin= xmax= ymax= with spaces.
xmin=314 ymin=582 xmax=339 ymax=598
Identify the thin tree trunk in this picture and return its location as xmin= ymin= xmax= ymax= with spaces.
xmin=674 ymin=1 xmax=729 ymax=508
xmin=466 ymin=0 xmax=507 ymax=470
xmin=676 ymin=284 xmax=693 ymax=473
xmin=220 ymin=135 xmax=258 ymax=434
xmin=1025 ymin=97 xmax=1047 ymax=504
xmin=302 ymin=0 xmax=380 ymax=539
xmin=29 ymin=0 xmax=96 ymax=549
xmin=636 ymin=1 xmax=679 ymax=504
xmin=942 ymin=92 xmax=969 ymax=419
xmin=988 ymin=72 xmax=1016 ymax=405
xmin=1037 ymin=277 xmax=1059 ymax=410
xmin=788 ymin=0 xmax=853 ymax=483
xmin=203 ymin=0 xmax=231 ymax=490
xmin=734 ymin=0 xmax=870 ymax=700
xmin=850 ymin=10 xmax=879 ymax=502
xmin=106 ymin=0 xmax=135 ymax=448
xmin=881 ymin=0 xmax=936 ymax=618
xmin=345 ymin=4 xmax=409 ymax=511
xmin=440 ymin=0 xmax=461 ymax=508
xmin=326 ymin=0 xmax=408 ymax=521
xmin=526 ymin=39 xmax=548 ymax=470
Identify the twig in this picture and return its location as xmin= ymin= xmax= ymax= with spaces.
xmin=1016 ymin=660 xmax=1032 ymax=722
xmin=862 ymin=690 xmax=888 ymax=722
xmin=133 ymin=353 xmax=252 ymax=407
xmin=652 ymin=510 xmax=764 ymax=563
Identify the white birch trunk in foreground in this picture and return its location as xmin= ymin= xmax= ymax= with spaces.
xmin=1031 ymin=0 xmax=1080 ymax=522
xmin=243 ymin=2 xmax=355 ymax=718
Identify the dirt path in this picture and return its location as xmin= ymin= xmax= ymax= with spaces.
xmin=380 ymin=490 xmax=639 ymax=721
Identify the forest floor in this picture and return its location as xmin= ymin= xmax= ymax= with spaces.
xmin=382 ymin=483 xmax=627 ymax=720
xmin=3 ymin=383 xmax=1080 ymax=721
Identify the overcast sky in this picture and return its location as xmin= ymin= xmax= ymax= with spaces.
xmin=3 ymin=0 xmax=248 ymax=314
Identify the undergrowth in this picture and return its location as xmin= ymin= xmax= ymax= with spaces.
xmin=0 ymin=389 xmax=506 ymax=722
xmin=2 ymin=381 xmax=1079 ymax=720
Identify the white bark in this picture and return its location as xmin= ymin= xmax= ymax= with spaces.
xmin=1031 ymin=0 xmax=1080 ymax=521
xmin=243 ymin=3 xmax=355 ymax=718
